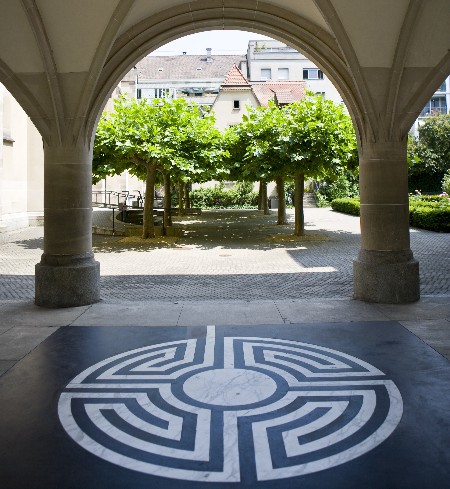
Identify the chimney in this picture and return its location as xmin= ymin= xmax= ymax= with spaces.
xmin=206 ymin=47 xmax=212 ymax=62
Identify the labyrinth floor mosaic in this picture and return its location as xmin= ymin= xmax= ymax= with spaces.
xmin=1 ymin=323 xmax=449 ymax=489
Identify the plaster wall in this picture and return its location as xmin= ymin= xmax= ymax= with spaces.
xmin=1 ymin=84 xmax=43 ymax=233
xmin=211 ymin=90 xmax=259 ymax=130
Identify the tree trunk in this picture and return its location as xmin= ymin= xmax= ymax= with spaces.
xmin=184 ymin=182 xmax=191 ymax=209
xmin=142 ymin=162 xmax=157 ymax=239
xmin=178 ymin=180 xmax=185 ymax=216
xmin=258 ymin=181 xmax=263 ymax=210
xmin=294 ymin=172 xmax=305 ymax=236
xmin=276 ymin=176 xmax=287 ymax=225
xmin=262 ymin=181 xmax=269 ymax=215
xmin=163 ymin=172 xmax=172 ymax=228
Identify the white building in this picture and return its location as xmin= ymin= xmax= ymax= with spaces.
xmin=245 ymin=40 xmax=343 ymax=104
xmin=212 ymin=64 xmax=306 ymax=130
xmin=121 ymin=49 xmax=245 ymax=109
xmin=411 ymin=77 xmax=450 ymax=135
xmin=0 ymin=84 xmax=43 ymax=237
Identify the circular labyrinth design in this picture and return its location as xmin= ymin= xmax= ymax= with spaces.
xmin=58 ymin=326 xmax=403 ymax=483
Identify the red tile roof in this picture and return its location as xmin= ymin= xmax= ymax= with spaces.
xmin=221 ymin=65 xmax=307 ymax=106
xmin=222 ymin=64 xmax=251 ymax=86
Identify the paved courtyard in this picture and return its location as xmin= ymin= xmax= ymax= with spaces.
xmin=1 ymin=208 xmax=449 ymax=489
xmin=1 ymin=208 xmax=449 ymax=301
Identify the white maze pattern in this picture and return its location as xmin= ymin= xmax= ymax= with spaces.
xmin=58 ymin=327 xmax=403 ymax=483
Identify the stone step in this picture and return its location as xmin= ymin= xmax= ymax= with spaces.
xmin=303 ymin=192 xmax=317 ymax=208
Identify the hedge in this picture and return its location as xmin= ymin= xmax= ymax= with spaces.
xmin=409 ymin=205 xmax=450 ymax=232
xmin=331 ymin=196 xmax=450 ymax=232
xmin=330 ymin=198 xmax=360 ymax=216
xmin=190 ymin=185 xmax=258 ymax=209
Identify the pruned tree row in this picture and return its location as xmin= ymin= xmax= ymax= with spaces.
xmin=93 ymin=93 xmax=357 ymax=238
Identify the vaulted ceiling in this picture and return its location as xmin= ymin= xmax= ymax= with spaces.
xmin=1 ymin=1 xmax=449 ymax=146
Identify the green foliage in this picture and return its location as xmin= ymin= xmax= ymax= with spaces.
xmin=330 ymin=198 xmax=360 ymax=215
xmin=314 ymin=171 xmax=359 ymax=207
xmin=282 ymin=94 xmax=358 ymax=179
xmin=227 ymin=94 xmax=357 ymax=183
xmin=442 ymin=169 xmax=450 ymax=194
xmin=409 ymin=206 xmax=450 ymax=232
xmin=190 ymin=183 xmax=258 ymax=209
xmin=93 ymin=96 xmax=224 ymax=182
xmin=408 ymin=114 xmax=450 ymax=192
xmin=331 ymin=195 xmax=450 ymax=232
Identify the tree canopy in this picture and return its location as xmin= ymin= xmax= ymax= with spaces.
xmin=93 ymin=97 xmax=223 ymax=237
xmin=229 ymin=94 xmax=357 ymax=234
xmin=408 ymin=114 xmax=450 ymax=192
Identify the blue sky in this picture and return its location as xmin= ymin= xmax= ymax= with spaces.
xmin=150 ymin=30 xmax=272 ymax=56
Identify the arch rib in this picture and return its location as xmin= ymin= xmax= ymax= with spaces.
xmin=313 ymin=0 xmax=377 ymax=143
xmin=21 ymin=0 xmax=65 ymax=145
xmin=73 ymin=0 xmax=135 ymax=145
xmin=399 ymin=51 xmax=450 ymax=136
xmin=86 ymin=2 xmax=366 ymax=145
xmin=0 ymin=57 xmax=51 ymax=140
xmin=385 ymin=0 xmax=424 ymax=140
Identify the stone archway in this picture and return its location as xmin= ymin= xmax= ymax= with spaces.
xmin=0 ymin=0 xmax=449 ymax=307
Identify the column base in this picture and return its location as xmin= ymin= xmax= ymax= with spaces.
xmin=353 ymin=250 xmax=420 ymax=303
xmin=35 ymin=253 xmax=100 ymax=308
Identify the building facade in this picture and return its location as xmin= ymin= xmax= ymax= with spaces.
xmin=245 ymin=40 xmax=342 ymax=104
xmin=0 ymin=83 xmax=43 ymax=238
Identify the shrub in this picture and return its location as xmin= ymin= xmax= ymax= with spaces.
xmin=442 ymin=170 xmax=450 ymax=194
xmin=190 ymin=183 xmax=258 ymax=209
xmin=331 ymin=195 xmax=450 ymax=232
xmin=330 ymin=198 xmax=360 ymax=215
xmin=409 ymin=206 xmax=450 ymax=232
xmin=314 ymin=172 xmax=359 ymax=207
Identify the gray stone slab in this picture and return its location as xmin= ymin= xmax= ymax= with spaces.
xmin=0 ymin=326 xmax=12 ymax=335
xmin=275 ymin=299 xmax=390 ymax=323
xmin=0 ymin=361 xmax=15 ymax=376
xmin=177 ymin=300 xmax=284 ymax=326
xmin=1 ymin=323 xmax=450 ymax=488
xmin=0 ymin=301 xmax=90 ymax=327
xmin=374 ymin=297 xmax=450 ymax=321
xmin=71 ymin=301 xmax=183 ymax=326
xmin=399 ymin=319 xmax=450 ymax=360
xmin=0 ymin=326 xmax=58 ymax=360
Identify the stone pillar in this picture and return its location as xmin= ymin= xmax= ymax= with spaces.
xmin=353 ymin=141 xmax=419 ymax=303
xmin=35 ymin=143 xmax=100 ymax=307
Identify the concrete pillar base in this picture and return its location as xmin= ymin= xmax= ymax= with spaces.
xmin=35 ymin=253 xmax=100 ymax=308
xmin=353 ymin=250 xmax=420 ymax=303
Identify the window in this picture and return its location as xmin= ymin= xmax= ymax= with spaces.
xmin=278 ymin=68 xmax=289 ymax=80
xmin=155 ymin=88 xmax=170 ymax=98
xmin=303 ymin=69 xmax=324 ymax=80
xmin=315 ymin=92 xmax=325 ymax=98
xmin=233 ymin=100 xmax=240 ymax=109
xmin=136 ymin=88 xmax=142 ymax=99
xmin=420 ymin=96 xmax=447 ymax=117
xmin=261 ymin=68 xmax=272 ymax=80
xmin=437 ymin=81 xmax=447 ymax=92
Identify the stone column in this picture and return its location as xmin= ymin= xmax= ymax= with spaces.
xmin=35 ymin=143 xmax=100 ymax=307
xmin=353 ymin=140 xmax=419 ymax=303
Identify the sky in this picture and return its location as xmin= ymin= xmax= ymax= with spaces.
xmin=150 ymin=30 xmax=273 ymax=56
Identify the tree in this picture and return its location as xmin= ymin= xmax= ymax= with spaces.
xmin=231 ymin=102 xmax=287 ymax=217
xmin=230 ymin=95 xmax=357 ymax=235
xmin=93 ymin=97 xmax=221 ymax=238
xmin=408 ymin=114 xmax=450 ymax=192
xmin=283 ymin=95 xmax=357 ymax=234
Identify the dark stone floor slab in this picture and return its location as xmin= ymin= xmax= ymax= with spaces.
xmin=0 ymin=322 xmax=449 ymax=489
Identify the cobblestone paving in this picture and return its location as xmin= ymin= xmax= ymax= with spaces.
xmin=0 ymin=208 xmax=448 ymax=301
